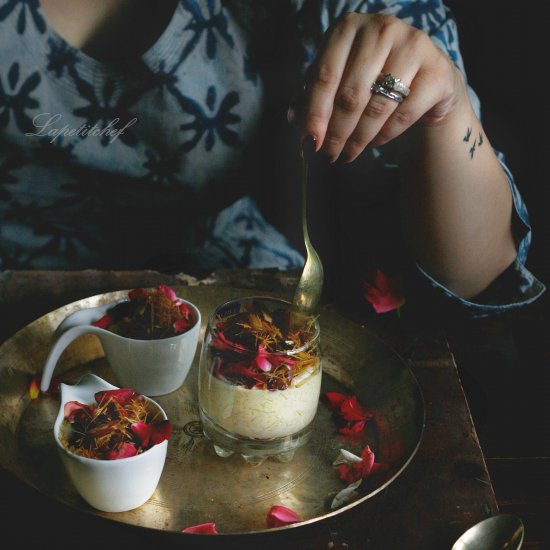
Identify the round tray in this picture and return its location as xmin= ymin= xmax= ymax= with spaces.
xmin=0 ymin=286 xmax=424 ymax=536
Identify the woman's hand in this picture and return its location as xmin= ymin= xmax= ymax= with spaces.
xmin=302 ymin=12 xmax=467 ymax=163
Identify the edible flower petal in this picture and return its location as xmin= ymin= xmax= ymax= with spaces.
xmin=95 ymin=388 xmax=137 ymax=406
xmin=107 ymin=442 xmax=137 ymax=460
xmin=157 ymin=284 xmax=177 ymax=302
xmin=337 ymin=445 xmax=376 ymax=484
xmin=28 ymin=376 xmax=40 ymax=399
xmin=324 ymin=392 xmax=372 ymax=435
xmin=173 ymin=318 xmax=191 ymax=334
xmin=182 ymin=523 xmax=218 ymax=534
xmin=91 ymin=314 xmax=113 ymax=329
xmin=131 ymin=420 xmax=172 ymax=447
xmin=265 ymin=505 xmax=301 ymax=528
xmin=178 ymin=302 xmax=192 ymax=319
xmin=255 ymin=344 xmax=273 ymax=372
xmin=128 ymin=288 xmax=148 ymax=301
xmin=363 ymin=269 xmax=405 ymax=314
xmin=64 ymin=400 xmax=91 ymax=421
xmin=331 ymin=479 xmax=363 ymax=510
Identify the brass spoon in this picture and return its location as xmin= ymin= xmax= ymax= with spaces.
xmin=293 ymin=136 xmax=324 ymax=313
xmin=451 ymin=514 xmax=524 ymax=550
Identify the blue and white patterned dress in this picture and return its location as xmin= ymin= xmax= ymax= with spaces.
xmin=0 ymin=0 xmax=544 ymax=317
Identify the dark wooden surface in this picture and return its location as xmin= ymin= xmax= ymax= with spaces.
xmin=0 ymin=269 xmax=503 ymax=549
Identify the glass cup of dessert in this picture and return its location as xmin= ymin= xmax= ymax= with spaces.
xmin=198 ymin=296 xmax=321 ymax=465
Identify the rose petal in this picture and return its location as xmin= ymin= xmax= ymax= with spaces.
xmin=157 ymin=284 xmax=177 ymax=302
xmin=28 ymin=377 xmax=40 ymax=400
xmin=337 ymin=445 xmax=376 ymax=484
xmin=178 ymin=302 xmax=192 ymax=320
xmin=173 ymin=319 xmax=191 ymax=334
xmin=265 ymin=505 xmax=301 ymax=528
xmin=255 ymin=346 xmax=273 ymax=372
xmin=332 ymin=449 xmax=362 ymax=466
xmin=339 ymin=396 xmax=371 ymax=422
xmin=64 ymin=401 xmax=91 ymax=421
xmin=181 ymin=523 xmax=218 ymax=534
xmin=363 ymin=269 xmax=405 ymax=314
xmin=131 ymin=420 xmax=172 ymax=447
xmin=128 ymin=288 xmax=148 ymax=301
xmin=91 ymin=314 xmax=113 ymax=329
xmin=324 ymin=392 xmax=348 ymax=411
xmin=331 ymin=479 xmax=363 ymax=510
xmin=107 ymin=442 xmax=137 ymax=460
xmin=95 ymin=388 xmax=137 ymax=406
xmin=338 ymin=420 xmax=366 ymax=435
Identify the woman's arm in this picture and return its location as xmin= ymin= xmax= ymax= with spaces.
xmin=301 ymin=12 xmax=516 ymax=299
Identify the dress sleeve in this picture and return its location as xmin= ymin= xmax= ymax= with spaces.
xmin=294 ymin=0 xmax=546 ymax=317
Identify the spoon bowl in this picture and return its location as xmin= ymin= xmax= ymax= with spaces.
xmin=452 ymin=514 xmax=524 ymax=550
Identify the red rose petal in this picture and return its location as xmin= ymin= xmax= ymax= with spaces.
xmin=173 ymin=318 xmax=191 ymax=334
xmin=338 ymin=419 xmax=366 ymax=435
xmin=95 ymin=388 xmax=137 ymax=406
xmin=324 ymin=392 xmax=348 ymax=411
xmin=363 ymin=268 xmax=405 ymax=314
xmin=182 ymin=523 xmax=218 ymax=534
xmin=337 ymin=445 xmax=377 ymax=484
xmin=178 ymin=302 xmax=192 ymax=320
xmin=91 ymin=314 xmax=113 ymax=329
xmin=339 ymin=396 xmax=371 ymax=423
xmin=128 ymin=288 xmax=148 ymax=301
xmin=266 ymin=505 xmax=301 ymax=528
xmin=107 ymin=442 xmax=137 ymax=460
xmin=132 ymin=420 xmax=172 ymax=447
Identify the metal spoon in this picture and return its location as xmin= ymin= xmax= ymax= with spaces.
xmin=452 ymin=514 xmax=524 ymax=550
xmin=293 ymin=136 xmax=324 ymax=313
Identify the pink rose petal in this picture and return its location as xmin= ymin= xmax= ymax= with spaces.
xmin=182 ymin=523 xmax=218 ymax=534
xmin=265 ymin=505 xmax=301 ymax=528
xmin=64 ymin=401 xmax=92 ymax=421
xmin=157 ymin=284 xmax=177 ymax=301
xmin=173 ymin=318 xmax=191 ymax=334
xmin=107 ymin=442 xmax=137 ymax=460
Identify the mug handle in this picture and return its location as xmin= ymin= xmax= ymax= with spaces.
xmin=40 ymin=322 xmax=106 ymax=393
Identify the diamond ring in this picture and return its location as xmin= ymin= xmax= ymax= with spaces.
xmin=375 ymin=73 xmax=411 ymax=97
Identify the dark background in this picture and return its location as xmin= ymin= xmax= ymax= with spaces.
xmin=439 ymin=3 xmax=548 ymax=547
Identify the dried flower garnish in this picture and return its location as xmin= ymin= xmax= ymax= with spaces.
xmin=265 ymin=505 xmax=301 ymax=528
xmin=59 ymin=388 xmax=171 ymax=460
xmin=91 ymin=285 xmax=195 ymax=340
xmin=181 ymin=523 xmax=218 ymax=534
xmin=211 ymin=300 xmax=318 ymax=391
xmin=324 ymin=392 xmax=372 ymax=435
xmin=363 ymin=268 xmax=405 ymax=314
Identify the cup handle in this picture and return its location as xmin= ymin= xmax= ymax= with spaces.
xmin=40 ymin=324 xmax=105 ymax=392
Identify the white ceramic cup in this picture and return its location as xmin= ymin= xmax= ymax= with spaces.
xmin=40 ymin=296 xmax=201 ymax=396
xmin=55 ymin=373 xmax=168 ymax=512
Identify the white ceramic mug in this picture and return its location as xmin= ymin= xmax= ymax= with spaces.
xmin=40 ymin=296 xmax=201 ymax=396
xmin=55 ymin=373 xmax=168 ymax=512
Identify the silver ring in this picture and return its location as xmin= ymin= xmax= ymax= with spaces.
xmin=370 ymin=83 xmax=404 ymax=103
xmin=377 ymin=73 xmax=410 ymax=97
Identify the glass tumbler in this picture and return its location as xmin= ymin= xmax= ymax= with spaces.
xmin=198 ymin=297 xmax=321 ymax=464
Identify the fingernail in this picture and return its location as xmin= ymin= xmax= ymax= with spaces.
xmin=301 ymin=134 xmax=317 ymax=156
xmin=287 ymin=106 xmax=295 ymax=124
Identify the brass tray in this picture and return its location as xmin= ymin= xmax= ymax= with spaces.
xmin=0 ymin=286 xmax=424 ymax=536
